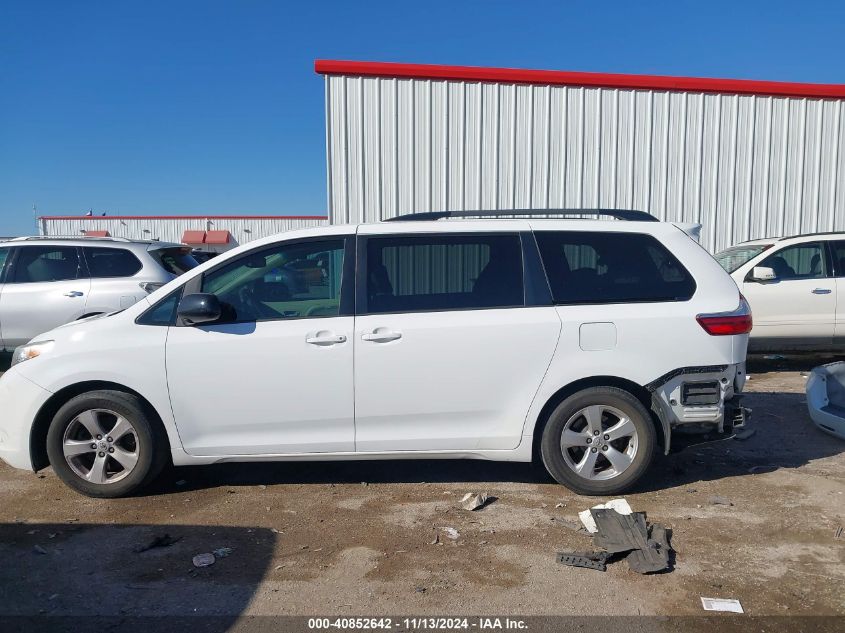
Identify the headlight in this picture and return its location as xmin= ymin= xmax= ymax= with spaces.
xmin=11 ymin=340 xmax=54 ymax=367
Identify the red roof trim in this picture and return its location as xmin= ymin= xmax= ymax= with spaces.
xmin=39 ymin=215 xmax=328 ymax=221
xmin=315 ymin=60 xmax=845 ymax=99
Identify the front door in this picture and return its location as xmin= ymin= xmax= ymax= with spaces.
xmin=353 ymin=231 xmax=561 ymax=452
xmin=742 ymin=241 xmax=836 ymax=349
xmin=166 ymin=235 xmax=356 ymax=456
xmin=0 ymin=245 xmax=91 ymax=348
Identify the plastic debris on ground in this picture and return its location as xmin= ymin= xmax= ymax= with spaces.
xmin=578 ymin=498 xmax=633 ymax=533
xmin=700 ymin=597 xmax=744 ymax=613
xmin=556 ymin=551 xmax=610 ymax=571
xmin=212 ymin=547 xmax=233 ymax=558
xmin=559 ymin=501 xmax=674 ymax=574
xmin=459 ymin=492 xmax=492 ymax=511
xmin=192 ymin=553 xmax=216 ymax=568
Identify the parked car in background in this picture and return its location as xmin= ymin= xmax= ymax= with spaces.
xmin=0 ymin=210 xmax=750 ymax=498
xmin=715 ymin=232 xmax=845 ymax=352
xmin=0 ymin=237 xmax=197 ymax=351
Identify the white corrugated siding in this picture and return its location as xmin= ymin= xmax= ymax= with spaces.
xmin=39 ymin=217 xmax=328 ymax=246
xmin=326 ymin=75 xmax=845 ymax=253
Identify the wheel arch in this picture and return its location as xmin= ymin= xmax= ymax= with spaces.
xmin=529 ymin=375 xmax=664 ymax=463
xmin=30 ymin=380 xmax=171 ymax=471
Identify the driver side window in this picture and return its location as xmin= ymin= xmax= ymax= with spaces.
xmin=759 ymin=242 xmax=826 ymax=281
xmin=201 ymin=239 xmax=345 ymax=323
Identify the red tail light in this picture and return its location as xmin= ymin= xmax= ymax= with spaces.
xmin=696 ymin=295 xmax=753 ymax=336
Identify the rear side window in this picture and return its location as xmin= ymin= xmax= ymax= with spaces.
xmin=364 ymin=234 xmax=524 ymax=314
xmin=151 ymin=248 xmax=198 ymax=276
xmin=832 ymin=241 xmax=845 ymax=277
xmin=0 ymin=247 xmax=9 ymax=281
xmin=535 ymin=231 xmax=696 ymax=304
xmin=83 ymin=247 xmax=142 ymax=278
xmin=12 ymin=246 xmax=83 ymax=283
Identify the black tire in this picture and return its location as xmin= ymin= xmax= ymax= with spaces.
xmin=540 ymin=386 xmax=656 ymax=495
xmin=46 ymin=390 xmax=168 ymax=498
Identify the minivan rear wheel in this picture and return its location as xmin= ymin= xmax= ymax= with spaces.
xmin=46 ymin=390 xmax=167 ymax=498
xmin=540 ymin=386 xmax=655 ymax=495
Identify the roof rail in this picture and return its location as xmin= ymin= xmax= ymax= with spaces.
xmin=10 ymin=235 xmax=136 ymax=242
xmin=384 ymin=209 xmax=658 ymax=222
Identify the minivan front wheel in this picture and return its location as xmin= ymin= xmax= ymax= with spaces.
xmin=540 ymin=387 xmax=655 ymax=495
xmin=46 ymin=390 xmax=167 ymax=498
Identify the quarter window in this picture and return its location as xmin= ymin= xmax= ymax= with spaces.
xmin=758 ymin=242 xmax=827 ymax=280
xmin=83 ymin=247 xmax=143 ymax=278
xmin=12 ymin=246 xmax=83 ymax=283
xmin=364 ymin=234 xmax=524 ymax=314
xmin=0 ymin=247 xmax=9 ymax=280
xmin=535 ymin=231 xmax=696 ymax=304
xmin=201 ymin=240 xmax=345 ymax=322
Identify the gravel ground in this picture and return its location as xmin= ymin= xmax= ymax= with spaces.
xmin=0 ymin=356 xmax=843 ymax=622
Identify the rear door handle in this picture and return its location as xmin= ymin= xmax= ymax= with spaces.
xmin=362 ymin=329 xmax=402 ymax=343
xmin=63 ymin=291 xmax=84 ymax=297
xmin=811 ymin=288 xmax=832 ymax=294
xmin=305 ymin=333 xmax=347 ymax=346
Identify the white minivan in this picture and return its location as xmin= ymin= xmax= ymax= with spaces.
xmin=0 ymin=210 xmax=751 ymax=498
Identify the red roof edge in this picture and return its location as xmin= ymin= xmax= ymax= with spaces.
xmin=315 ymin=60 xmax=845 ymax=99
xmin=39 ymin=215 xmax=328 ymax=221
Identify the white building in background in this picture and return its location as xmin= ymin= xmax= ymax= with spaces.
xmin=38 ymin=215 xmax=328 ymax=252
xmin=317 ymin=60 xmax=845 ymax=253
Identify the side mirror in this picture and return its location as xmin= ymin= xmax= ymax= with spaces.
xmin=750 ymin=266 xmax=777 ymax=282
xmin=177 ymin=293 xmax=222 ymax=325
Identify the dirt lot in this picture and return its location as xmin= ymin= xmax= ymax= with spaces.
xmin=0 ymin=357 xmax=843 ymax=622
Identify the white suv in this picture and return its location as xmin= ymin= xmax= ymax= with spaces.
xmin=715 ymin=232 xmax=845 ymax=352
xmin=0 ymin=237 xmax=198 ymax=351
xmin=0 ymin=210 xmax=750 ymax=497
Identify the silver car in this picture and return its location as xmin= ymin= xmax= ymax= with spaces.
xmin=0 ymin=236 xmax=197 ymax=350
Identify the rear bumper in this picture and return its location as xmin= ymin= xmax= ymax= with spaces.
xmin=649 ymin=363 xmax=748 ymax=452
xmin=806 ymin=367 xmax=845 ymax=440
xmin=0 ymin=369 xmax=52 ymax=471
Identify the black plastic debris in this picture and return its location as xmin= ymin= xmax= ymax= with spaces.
xmin=556 ymin=551 xmax=610 ymax=571
xmin=589 ymin=508 xmax=673 ymax=574
xmin=625 ymin=523 xmax=672 ymax=574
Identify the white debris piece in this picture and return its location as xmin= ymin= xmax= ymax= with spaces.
xmin=440 ymin=527 xmax=460 ymax=540
xmin=578 ymin=498 xmax=633 ymax=533
xmin=459 ymin=492 xmax=489 ymax=511
xmin=700 ymin=597 xmax=744 ymax=613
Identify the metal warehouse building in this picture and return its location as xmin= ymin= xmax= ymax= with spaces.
xmin=317 ymin=60 xmax=845 ymax=253
xmin=39 ymin=215 xmax=327 ymax=251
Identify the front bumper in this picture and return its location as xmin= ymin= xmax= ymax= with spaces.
xmin=0 ymin=368 xmax=53 ymax=471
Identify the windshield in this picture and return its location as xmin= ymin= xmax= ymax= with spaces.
xmin=714 ymin=245 xmax=772 ymax=273
xmin=151 ymin=247 xmax=199 ymax=276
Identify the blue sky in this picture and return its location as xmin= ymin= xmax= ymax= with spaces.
xmin=1 ymin=0 xmax=843 ymax=235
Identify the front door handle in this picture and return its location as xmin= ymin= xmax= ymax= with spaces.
xmin=362 ymin=329 xmax=402 ymax=343
xmin=811 ymin=288 xmax=832 ymax=295
xmin=63 ymin=291 xmax=84 ymax=298
xmin=305 ymin=332 xmax=347 ymax=346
